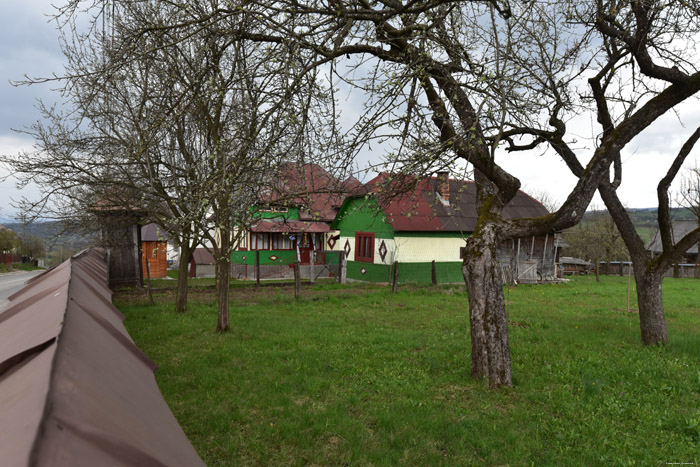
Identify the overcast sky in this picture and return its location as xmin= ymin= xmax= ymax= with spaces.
xmin=2 ymin=3 xmax=699 ymax=223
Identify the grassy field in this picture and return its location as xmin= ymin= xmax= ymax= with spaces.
xmin=115 ymin=276 xmax=700 ymax=465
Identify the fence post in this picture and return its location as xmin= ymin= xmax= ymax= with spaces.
xmin=294 ymin=261 xmax=301 ymax=298
xmin=339 ymin=252 xmax=347 ymax=284
xmin=255 ymin=250 xmax=260 ymax=286
xmin=431 ymin=260 xmax=437 ymax=286
xmin=310 ymin=251 xmax=315 ymax=285
xmin=144 ymin=257 xmax=155 ymax=306
xmin=392 ymin=261 xmax=399 ymax=294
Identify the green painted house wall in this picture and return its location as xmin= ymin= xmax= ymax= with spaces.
xmin=332 ymin=196 xmax=468 ymax=284
xmin=255 ymin=206 xmax=300 ymax=220
xmin=333 ymin=197 xmax=395 ymax=239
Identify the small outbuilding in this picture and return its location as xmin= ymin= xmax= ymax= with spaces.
xmin=646 ymin=219 xmax=700 ymax=277
xmin=189 ymin=248 xmax=216 ymax=278
xmin=141 ymin=223 xmax=169 ymax=279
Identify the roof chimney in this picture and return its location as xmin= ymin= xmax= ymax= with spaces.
xmin=437 ymin=172 xmax=450 ymax=205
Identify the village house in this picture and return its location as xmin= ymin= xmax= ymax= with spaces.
xmin=330 ymin=172 xmax=559 ymax=284
xmin=230 ymin=162 xmax=360 ymax=280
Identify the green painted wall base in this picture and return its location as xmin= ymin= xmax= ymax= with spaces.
xmin=231 ymin=250 xmax=341 ymax=266
xmin=347 ymin=261 xmax=464 ymax=284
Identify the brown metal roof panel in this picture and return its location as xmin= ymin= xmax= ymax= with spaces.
xmin=0 ymin=345 xmax=57 ymax=467
xmin=0 ymin=248 xmax=204 ymax=467
xmin=6 ymin=261 xmax=71 ymax=304
xmin=34 ymin=298 xmax=204 ymax=467
xmin=0 ymin=283 xmax=68 ymax=365
xmin=69 ymin=271 xmax=127 ymax=335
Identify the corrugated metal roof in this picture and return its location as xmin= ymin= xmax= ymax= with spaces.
xmin=191 ymin=247 xmax=215 ymax=265
xmin=265 ymin=162 xmax=360 ymax=222
xmin=646 ymin=219 xmax=699 ymax=254
xmin=0 ymin=249 xmax=204 ymax=467
xmin=141 ymin=223 xmax=169 ymax=242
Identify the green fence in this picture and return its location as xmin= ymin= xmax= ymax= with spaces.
xmin=346 ymin=261 xmax=464 ymax=284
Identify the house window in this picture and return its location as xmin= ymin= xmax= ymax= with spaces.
xmin=355 ymin=232 xmax=375 ymax=263
xmin=271 ymin=233 xmax=292 ymax=250
xmin=251 ymin=233 xmax=270 ymax=250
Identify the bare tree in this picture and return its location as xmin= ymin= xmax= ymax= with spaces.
xmin=265 ymin=0 xmax=700 ymax=386
xmin=19 ymin=0 xmax=700 ymax=385
xmin=502 ymin=3 xmax=700 ymax=346
xmin=5 ymin=0 xmax=345 ymax=330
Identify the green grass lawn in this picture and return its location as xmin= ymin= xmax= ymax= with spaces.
xmin=115 ymin=276 xmax=700 ymax=465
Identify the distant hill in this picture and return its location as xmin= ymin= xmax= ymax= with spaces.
xmin=1 ymin=221 xmax=95 ymax=250
xmin=582 ymin=207 xmax=697 ymax=245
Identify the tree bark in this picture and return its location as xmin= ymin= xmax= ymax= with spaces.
xmin=215 ymin=232 xmax=231 ymax=333
xmin=175 ymin=242 xmax=192 ymax=313
xmin=635 ymin=271 xmax=667 ymax=344
xmin=598 ymin=181 xmax=668 ymax=345
xmin=463 ymin=221 xmax=512 ymax=388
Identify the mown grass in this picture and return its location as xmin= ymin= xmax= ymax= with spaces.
xmin=115 ymin=276 xmax=700 ymax=465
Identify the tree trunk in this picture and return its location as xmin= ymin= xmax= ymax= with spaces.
xmin=463 ymin=222 xmax=512 ymax=388
xmin=216 ymin=233 xmax=231 ymax=333
xmin=635 ymin=271 xmax=668 ymax=345
xmin=175 ymin=242 xmax=192 ymax=313
xmin=597 ymin=181 xmax=669 ymax=346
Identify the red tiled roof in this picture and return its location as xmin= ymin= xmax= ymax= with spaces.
xmin=354 ymin=173 xmax=549 ymax=232
xmin=264 ymin=163 xmax=361 ymax=222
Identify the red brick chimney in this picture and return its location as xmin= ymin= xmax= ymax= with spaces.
xmin=437 ymin=172 xmax=450 ymax=204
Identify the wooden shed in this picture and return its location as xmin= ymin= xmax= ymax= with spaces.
xmin=141 ymin=223 xmax=169 ymax=279
xmin=190 ymin=248 xmax=216 ymax=278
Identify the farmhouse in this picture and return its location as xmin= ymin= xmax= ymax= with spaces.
xmin=231 ymin=162 xmax=360 ymax=280
xmin=330 ymin=173 xmax=558 ymax=284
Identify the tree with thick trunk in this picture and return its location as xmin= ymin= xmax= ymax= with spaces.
xmin=598 ymin=127 xmax=700 ymax=344
xmin=33 ymin=0 xmax=700 ymax=384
